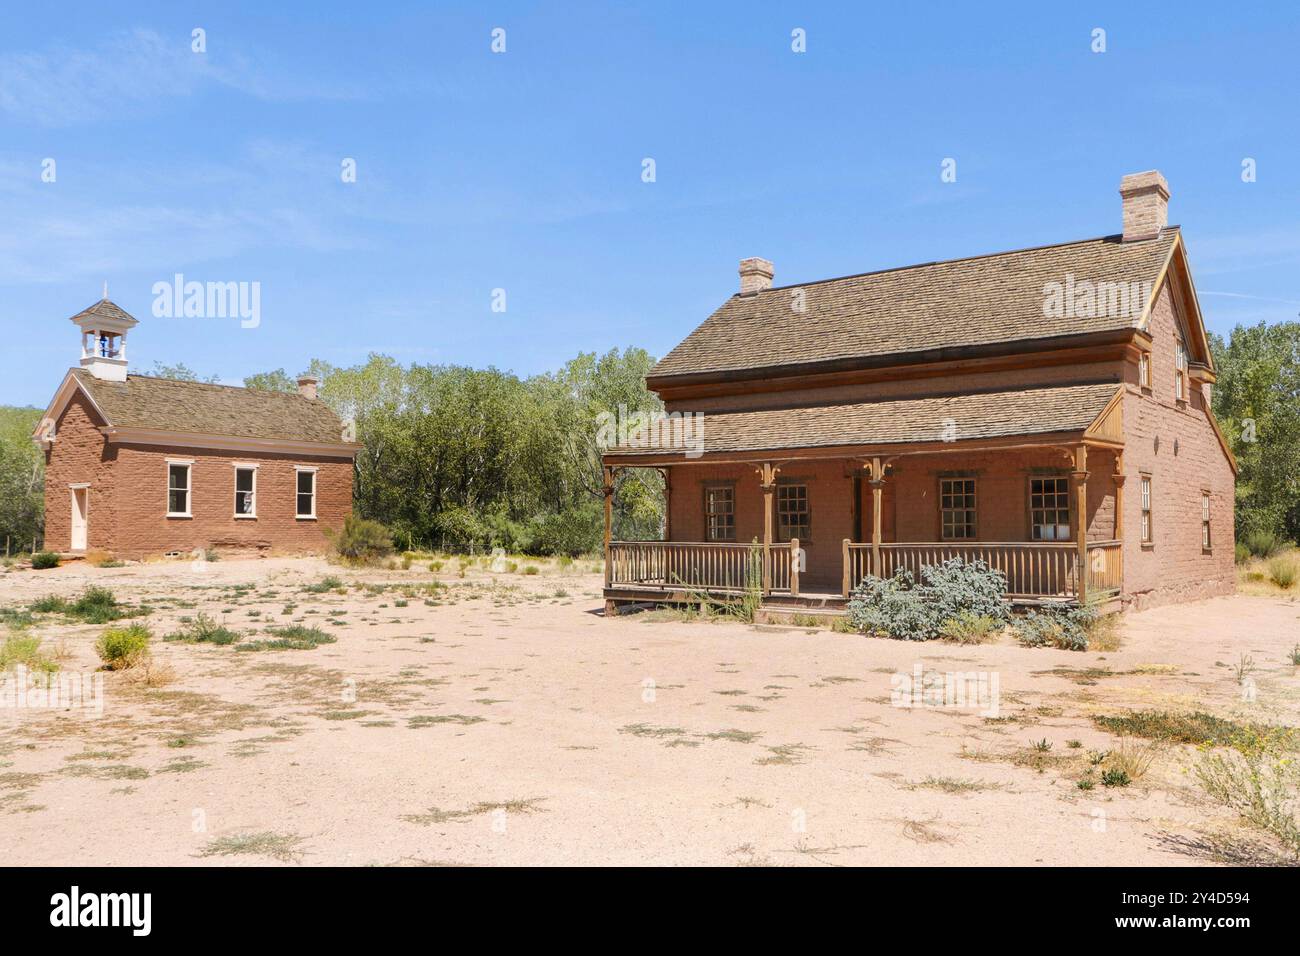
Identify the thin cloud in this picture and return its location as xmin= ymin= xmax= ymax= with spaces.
xmin=0 ymin=28 xmax=365 ymax=126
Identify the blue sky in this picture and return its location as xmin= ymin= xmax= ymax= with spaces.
xmin=2 ymin=0 xmax=1298 ymax=406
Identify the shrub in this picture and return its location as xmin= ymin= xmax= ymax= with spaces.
xmin=1101 ymin=767 xmax=1131 ymax=788
xmin=30 ymin=595 xmax=69 ymax=614
xmin=1268 ymin=556 xmax=1297 ymax=589
xmin=31 ymin=551 xmax=60 ymax=570
xmin=1234 ymin=541 xmax=1252 ymax=566
xmin=522 ymin=565 xmax=540 ymax=576
xmin=937 ymin=611 xmax=1001 ymax=644
xmin=165 ymin=613 xmax=239 ymax=645
xmin=1244 ymin=530 xmax=1286 ymax=558
xmin=1195 ymin=746 xmax=1300 ymax=860
xmin=1012 ymin=602 xmax=1101 ymax=651
xmin=303 ymin=575 xmax=344 ymax=594
xmin=846 ymin=558 xmax=1009 ymax=641
xmin=235 ymin=624 xmax=336 ymax=652
xmin=95 ymin=624 xmax=151 ymax=669
xmin=329 ymin=515 xmax=394 ymax=564
xmin=70 ymin=586 xmax=122 ymax=623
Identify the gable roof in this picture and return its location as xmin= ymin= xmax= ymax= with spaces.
xmin=651 ymin=231 xmax=1180 ymax=382
xmin=62 ymin=369 xmax=349 ymax=446
xmin=606 ymin=382 xmax=1122 ymax=462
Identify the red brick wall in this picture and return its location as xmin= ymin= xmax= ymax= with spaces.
xmin=44 ymin=391 xmax=354 ymax=558
xmin=44 ymin=392 xmax=116 ymax=553
xmin=1121 ymin=282 xmax=1236 ymax=609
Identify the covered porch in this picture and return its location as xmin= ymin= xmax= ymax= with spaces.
xmin=601 ymin=383 xmax=1127 ymax=613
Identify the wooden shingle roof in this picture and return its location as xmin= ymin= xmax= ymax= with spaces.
xmin=71 ymin=369 xmax=348 ymax=445
xmin=651 ymin=231 xmax=1178 ymax=380
xmin=607 ymin=382 xmax=1121 ymax=459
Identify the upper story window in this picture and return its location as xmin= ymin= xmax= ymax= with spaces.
xmin=1140 ymin=475 xmax=1153 ymax=544
xmin=1030 ymin=476 xmax=1070 ymax=541
xmin=940 ymin=477 xmax=976 ymax=540
xmin=1138 ymin=351 xmax=1151 ymax=389
xmin=234 ymin=465 xmax=257 ymax=518
xmin=296 ymin=467 xmax=317 ymax=518
xmin=776 ymin=483 xmax=810 ymax=541
xmin=704 ymin=485 xmax=735 ymax=542
xmin=1175 ymin=342 xmax=1188 ymax=401
xmin=167 ymin=461 xmax=192 ymax=517
xmin=1201 ymin=492 xmax=1211 ymax=550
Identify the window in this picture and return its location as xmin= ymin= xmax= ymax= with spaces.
xmin=940 ymin=477 xmax=976 ymax=540
xmin=1138 ymin=352 xmax=1151 ymax=389
xmin=704 ymin=485 xmax=735 ymax=542
xmin=776 ymin=483 xmax=810 ymax=541
xmin=167 ymin=462 xmax=192 ymax=517
xmin=1201 ymin=492 xmax=1211 ymax=550
xmin=1030 ymin=476 xmax=1071 ymax=541
xmin=1175 ymin=344 xmax=1187 ymax=401
xmin=295 ymin=468 xmax=316 ymax=518
xmin=1140 ymin=475 xmax=1153 ymax=544
xmin=234 ymin=465 xmax=257 ymax=518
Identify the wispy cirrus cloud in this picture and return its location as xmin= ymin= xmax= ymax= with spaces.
xmin=0 ymin=28 xmax=366 ymax=126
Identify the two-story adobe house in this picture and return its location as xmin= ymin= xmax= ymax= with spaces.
xmin=602 ymin=171 xmax=1236 ymax=613
xmin=33 ymin=299 xmax=359 ymax=559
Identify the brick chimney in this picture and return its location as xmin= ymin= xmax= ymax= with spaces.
xmin=297 ymin=375 xmax=319 ymax=401
xmin=1119 ymin=170 xmax=1169 ymax=242
xmin=738 ymin=257 xmax=774 ymax=294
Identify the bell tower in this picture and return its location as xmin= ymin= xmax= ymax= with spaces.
xmin=70 ymin=294 xmax=138 ymax=382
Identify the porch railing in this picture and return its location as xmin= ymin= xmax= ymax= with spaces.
xmin=606 ymin=541 xmax=795 ymax=595
xmin=845 ymin=540 xmax=1123 ymax=601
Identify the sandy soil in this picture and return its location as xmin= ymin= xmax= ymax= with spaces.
xmin=2 ymin=555 xmax=1297 ymax=866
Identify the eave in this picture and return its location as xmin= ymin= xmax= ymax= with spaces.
xmin=99 ymin=426 xmax=362 ymax=459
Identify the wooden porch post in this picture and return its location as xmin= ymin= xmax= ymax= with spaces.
xmin=758 ymin=462 xmax=777 ymax=595
xmin=870 ymin=456 xmax=884 ymax=579
xmin=659 ymin=466 xmax=672 ymax=541
xmin=789 ymin=537 xmax=800 ymax=597
xmin=602 ymin=465 xmax=616 ymax=588
xmin=1072 ymin=445 xmax=1088 ymax=604
xmin=1112 ymin=451 xmax=1125 ymax=591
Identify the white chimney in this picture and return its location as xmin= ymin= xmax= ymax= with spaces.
xmin=297 ymin=375 xmax=319 ymax=401
xmin=738 ymin=257 xmax=774 ymax=294
xmin=1119 ymin=170 xmax=1169 ymax=242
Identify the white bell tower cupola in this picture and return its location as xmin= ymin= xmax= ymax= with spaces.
xmin=70 ymin=295 xmax=139 ymax=382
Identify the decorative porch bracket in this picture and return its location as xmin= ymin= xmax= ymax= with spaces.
xmin=755 ymin=462 xmax=780 ymax=595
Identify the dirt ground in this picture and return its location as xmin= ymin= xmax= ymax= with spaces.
xmin=2 ymin=555 xmax=1298 ymax=866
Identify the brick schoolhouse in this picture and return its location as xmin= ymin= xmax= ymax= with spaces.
xmin=33 ymin=300 xmax=359 ymax=559
xmin=602 ymin=171 xmax=1237 ymax=612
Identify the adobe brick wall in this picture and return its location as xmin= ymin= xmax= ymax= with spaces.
xmin=1121 ymin=283 xmax=1236 ymax=610
xmin=43 ymin=392 xmax=354 ymax=558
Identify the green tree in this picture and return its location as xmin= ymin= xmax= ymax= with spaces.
xmin=1209 ymin=321 xmax=1300 ymax=540
xmin=243 ymin=368 xmax=298 ymax=392
xmin=151 ymin=361 xmax=219 ymax=383
xmin=0 ymin=406 xmax=44 ymax=552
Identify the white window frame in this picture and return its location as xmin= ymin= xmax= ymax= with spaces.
xmin=1201 ymin=492 xmax=1212 ymax=551
xmin=295 ymin=466 xmax=318 ymax=520
xmin=233 ymin=463 xmax=258 ymax=519
xmin=1138 ymin=351 xmax=1151 ymax=389
xmin=1175 ymin=345 xmax=1187 ymax=401
xmin=1140 ymin=475 xmax=1153 ymax=545
xmin=166 ymin=459 xmax=194 ymax=518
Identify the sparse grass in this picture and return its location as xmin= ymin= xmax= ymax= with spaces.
xmin=0 ymin=632 xmax=59 ymax=673
xmin=401 ymin=797 xmax=546 ymax=826
xmin=704 ymin=728 xmax=762 ymax=744
xmin=198 ymin=831 xmax=307 ymax=862
xmin=1195 ymin=746 xmax=1300 ymax=861
xmin=407 ymin=714 xmax=485 ymax=728
xmin=937 ymin=612 xmax=1002 ymax=645
xmin=32 ymin=586 xmax=147 ymax=624
xmin=1106 ymin=737 xmax=1161 ymax=783
xmin=909 ymin=776 xmax=998 ymax=794
xmin=235 ymin=625 xmax=335 ymax=652
xmin=1093 ymin=710 xmax=1297 ymax=751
